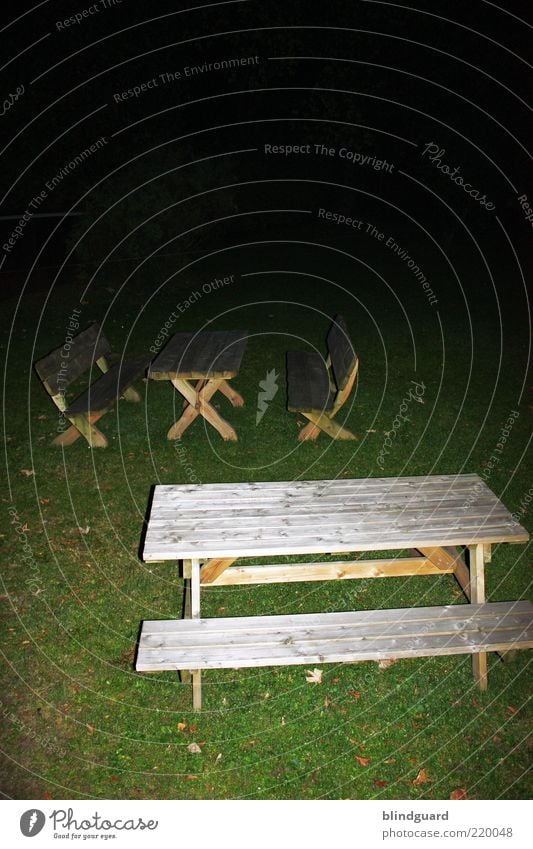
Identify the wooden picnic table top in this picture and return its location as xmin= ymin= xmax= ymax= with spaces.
xmin=148 ymin=330 xmax=247 ymax=380
xmin=142 ymin=474 xmax=529 ymax=561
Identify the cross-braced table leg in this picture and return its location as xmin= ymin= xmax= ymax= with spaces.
xmin=168 ymin=378 xmax=238 ymax=441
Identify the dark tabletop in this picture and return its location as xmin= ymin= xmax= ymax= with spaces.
xmin=148 ymin=330 xmax=248 ymax=380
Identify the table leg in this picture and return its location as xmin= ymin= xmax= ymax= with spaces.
xmin=218 ymin=380 xmax=244 ymax=407
xmin=179 ymin=560 xmax=192 ymax=684
xmin=168 ymin=378 xmax=238 ymax=441
xmin=190 ymin=558 xmax=202 ymax=711
xmin=469 ymin=543 xmax=488 ymax=690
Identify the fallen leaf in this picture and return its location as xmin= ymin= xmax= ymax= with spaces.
xmin=184 ymin=774 xmax=198 ymax=780
xmin=177 ymin=722 xmax=187 ymax=732
xmin=215 ymin=753 xmax=222 ymax=764
xmin=348 ymin=690 xmax=361 ymax=700
xmin=384 ymin=758 xmax=396 ymax=764
xmin=21 ymin=469 xmax=34 ymax=476
xmin=78 ymin=526 xmax=90 ymax=535
xmin=378 ymin=658 xmax=397 ymax=670
xmin=280 ymin=716 xmax=285 ymax=726
xmin=450 ymin=788 xmax=468 ymax=800
xmin=42 ymin=792 xmax=53 ymax=800
xmin=305 ymin=668 xmax=323 ymax=684
xmin=187 ymin=742 xmax=202 ymax=754
xmin=354 ymin=755 xmax=370 ymax=766
xmin=374 ymin=779 xmax=388 ymax=787
xmin=324 ymin=695 xmax=329 ymax=708
xmin=412 ymin=768 xmax=430 ymax=786
xmin=506 ymin=705 xmax=518 ymax=715
xmin=86 ymin=724 xmax=94 ymax=735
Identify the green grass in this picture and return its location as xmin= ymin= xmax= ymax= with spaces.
xmin=1 ymin=257 xmax=531 ymax=799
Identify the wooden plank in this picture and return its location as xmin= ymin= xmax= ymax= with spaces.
xmin=206 ymin=557 xmax=444 ymax=585
xmin=142 ymin=476 xmax=529 ymax=561
xmin=142 ymin=600 xmax=533 ymax=634
xmin=149 ymin=331 xmax=247 ymax=380
xmin=35 ymin=324 xmax=111 ymax=394
xmin=141 ymin=609 xmax=531 ymax=650
xmin=286 ymin=350 xmax=333 ymax=413
xmin=65 ymin=355 xmax=150 ymax=415
xmin=149 ymin=504 xmax=512 ymax=532
xmin=136 ymin=602 xmax=533 ymax=672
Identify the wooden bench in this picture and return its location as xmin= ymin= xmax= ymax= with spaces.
xmin=286 ymin=314 xmax=358 ymax=440
xmin=137 ymin=600 xmax=533 ymax=672
xmin=35 ymin=323 xmax=151 ymax=448
xmin=136 ymin=474 xmax=530 ymax=710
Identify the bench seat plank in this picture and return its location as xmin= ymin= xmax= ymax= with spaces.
xmin=286 ymin=351 xmax=334 ymax=413
xmin=143 ymin=475 xmax=529 ymax=561
xmin=65 ymin=355 xmax=151 ymax=415
xmin=136 ymin=601 xmax=533 ymax=671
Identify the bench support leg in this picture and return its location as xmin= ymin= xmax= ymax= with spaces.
xmin=190 ymin=558 xmax=202 ymax=712
xmin=299 ymin=412 xmax=357 ymax=441
xmin=469 ymin=543 xmax=488 ymax=691
xmin=53 ymin=412 xmax=108 ymax=448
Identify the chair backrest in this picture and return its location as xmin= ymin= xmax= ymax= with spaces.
xmin=326 ymin=314 xmax=357 ymax=391
xmin=34 ymin=323 xmax=111 ymax=396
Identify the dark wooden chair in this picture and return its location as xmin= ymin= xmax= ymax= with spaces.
xmin=286 ymin=314 xmax=359 ymax=440
xmin=35 ymin=323 xmax=151 ymax=448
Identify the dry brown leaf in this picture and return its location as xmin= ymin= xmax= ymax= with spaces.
xmin=184 ymin=774 xmax=198 ymax=780
xmin=374 ymin=779 xmax=388 ymax=787
xmin=187 ymin=742 xmax=202 ymax=754
xmin=86 ymin=724 xmax=94 ymax=735
xmin=21 ymin=469 xmax=34 ymax=476
xmin=177 ymin=722 xmax=187 ymax=732
xmin=305 ymin=668 xmax=323 ymax=684
xmin=378 ymin=658 xmax=397 ymax=670
xmin=354 ymin=756 xmax=370 ymax=766
xmin=506 ymin=705 xmax=518 ymax=715
xmin=450 ymin=788 xmax=468 ymax=800
xmin=348 ymin=690 xmax=361 ymax=700
xmin=412 ymin=768 xmax=430 ymax=786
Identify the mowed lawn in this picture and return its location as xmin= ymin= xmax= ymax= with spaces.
xmin=1 ymin=253 xmax=531 ymax=800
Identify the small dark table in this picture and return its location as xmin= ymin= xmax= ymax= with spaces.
xmin=148 ymin=330 xmax=247 ymax=441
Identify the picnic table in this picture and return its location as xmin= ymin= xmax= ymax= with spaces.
xmin=136 ymin=474 xmax=532 ymax=710
xmin=148 ymin=330 xmax=247 ymax=441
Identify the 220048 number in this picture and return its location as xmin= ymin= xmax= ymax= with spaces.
xmin=470 ymin=827 xmax=513 ymax=837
